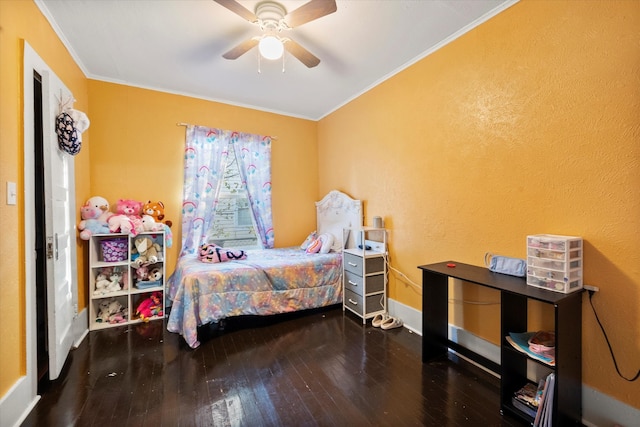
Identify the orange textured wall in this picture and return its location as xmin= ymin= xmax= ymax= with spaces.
xmin=0 ymin=0 xmax=90 ymax=396
xmin=319 ymin=0 xmax=639 ymax=408
xmin=87 ymin=81 xmax=319 ymax=275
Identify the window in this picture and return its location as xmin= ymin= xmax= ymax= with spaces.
xmin=207 ymin=151 xmax=260 ymax=249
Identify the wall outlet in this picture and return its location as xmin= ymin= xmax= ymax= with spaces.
xmin=584 ymin=285 xmax=600 ymax=293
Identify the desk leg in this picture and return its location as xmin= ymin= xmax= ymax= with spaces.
xmin=422 ymin=270 xmax=448 ymax=362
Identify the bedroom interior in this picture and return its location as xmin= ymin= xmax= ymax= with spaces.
xmin=1 ymin=1 xmax=639 ymax=426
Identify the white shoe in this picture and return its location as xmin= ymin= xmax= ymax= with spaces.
xmin=381 ymin=316 xmax=403 ymax=330
xmin=372 ymin=313 xmax=387 ymax=327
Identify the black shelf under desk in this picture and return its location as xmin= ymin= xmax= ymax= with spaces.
xmin=418 ymin=261 xmax=583 ymax=425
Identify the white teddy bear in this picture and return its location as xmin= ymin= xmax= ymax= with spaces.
xmin=96 ymin=299 xmax=124 ymax=323
xmin=93 ymin=272 xmax=111 ymax=296
xmin=106 ymin=271 xmax=123 ymax=292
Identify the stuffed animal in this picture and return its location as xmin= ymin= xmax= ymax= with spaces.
xmin=106 ymin=271 xmax=123 ymax=292
xmin=93 ymin=272 xmax=111 ymax=296
xmin=78 ymin=196 xmax=111 ymax=240
xmin=96 ymin=298 xmax=124 ymax=323
xmin=131 ymin=236 xmax=162 ymax=266
xmin=141 ymin=215 xmax=173 ymax=248
xmin=108 ymin=214 xmax=136 ymax=235
xmin=141 ymin=215 xmax=164 ymax=232
xmin=148 ymin=267 xmax=162 ymax=282
xmin=135 ymin=291 xmax=163 ymax=321
xmin=117 ymin=198 xmax=143 ymax=217
xmin=108 ymin=312 xmax=127 ymax=324
xmin=142 ymin=201 xmax=172 ymax=228
xmin=135 ymin=265 xmax=149 ymax=282
xmin=116 ymin=199 xmax=144 ymax=233
xmin=198 ymin=243 xmax=247 ymax=263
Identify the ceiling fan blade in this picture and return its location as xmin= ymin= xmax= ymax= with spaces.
xmin=284 ymin=40 xmax=320 ymax=68
xmin=222 ymin=38 xmax=259 ymax=59
xmin=284 ymin=0 xmax=337 ymax=28
xmin=214 ymin=0 xmax=258 ymax=23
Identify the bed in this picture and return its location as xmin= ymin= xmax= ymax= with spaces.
xmin=166 ymin=190 xmax=363 ymax=348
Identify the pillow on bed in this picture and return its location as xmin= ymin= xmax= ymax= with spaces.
xmin=305 ymin=233 xmax=333 ymax=254
xmin=305 ymin=238 xmax=322 ymax=254
xmin=318 ymin=219 xmax=349 ymax=252
xmin=300 ymin=231 xmax=318 ymax=250
xmin=198 ymin=243 xmax=247 ymax=263
xmin=318 ymin=233 xmax=334 ymax=254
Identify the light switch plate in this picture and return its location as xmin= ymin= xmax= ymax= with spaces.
xmin=7 ymin=181 xmax=17 ymax=205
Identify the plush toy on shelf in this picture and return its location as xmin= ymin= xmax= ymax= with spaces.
xmin=140 ymin=214 xmax=173 ymax=248
xmin=116 ymin=199 xmax=144 ymax=233
xmin=106 ymin=271 xmax=123 ymax=292
xmin=148 ymin=267 xmax=162 ymax=282
xmin=108 ymin=311 xmax=127 ymax=324
xmin=141 ymin=215 xmax=164 ymax=232
xmin=131 ymin=236 xmax=162 ymax=267
xmin=78 ymin=196 xmax=111 ymax=240
xmin=135 ymin=265 xmax=149 ymax=282
xmin=96 ymin=298 xmax=125 ymax=323
xmin=93 ymin=272 xmax=111 ymax=296
xmin=142 ymin=200 xmax=172 ymax=228
xmin=135 ymin=291 xmax=163 ymax=321
xmin=107 ymin=214 xmax=136 ymax=235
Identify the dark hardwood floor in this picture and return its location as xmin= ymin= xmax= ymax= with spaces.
xmin=22 ymin=306 xmax=527 ymax=426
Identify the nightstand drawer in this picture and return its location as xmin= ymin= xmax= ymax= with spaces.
xmin=344 ymin=289 xmax=384 ymax=317
xmin=344 ymin=270 xmax=363 ymax=295
xmin=343 ymin=252 xmax=385 ymax=275
xmin=345 ymin=270 xmax=384 ymax=296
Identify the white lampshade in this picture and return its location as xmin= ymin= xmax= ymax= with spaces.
xmin=258 ymin=36 xmax=284 ymax=60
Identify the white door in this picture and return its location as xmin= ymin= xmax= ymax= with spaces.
xmin=41 ymin=70 xmax=78 ymax=380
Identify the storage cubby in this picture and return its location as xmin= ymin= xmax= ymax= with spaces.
xmin=89 ymin=232 xmax=166 ymax=330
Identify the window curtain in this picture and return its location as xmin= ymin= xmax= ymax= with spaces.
xmin=232 ymin=132 xmax=274 ymax=249
xmin=179 ymin=125 xmax=273 ymax=256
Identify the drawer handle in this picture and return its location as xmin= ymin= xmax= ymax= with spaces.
xmin=348 ymin=280 xmax=358 ymax=286
xmin=348 ymin=298 xmax=358 ymax=305
xmin=348 ymin=262 xmax=358 ymax=267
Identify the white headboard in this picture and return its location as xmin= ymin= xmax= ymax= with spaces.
xmin=315 ymin=190 xmax=363 ymax=251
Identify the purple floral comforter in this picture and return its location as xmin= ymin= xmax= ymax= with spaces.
xmin=166 ymin=247 xmax=343 ymax=348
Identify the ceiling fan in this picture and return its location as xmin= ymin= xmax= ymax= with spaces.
xmin=214 ymin=0 xmax=337 ymax=68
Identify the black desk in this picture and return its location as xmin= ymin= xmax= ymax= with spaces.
xmin=419 ymin=261 xmax=583 ymax=425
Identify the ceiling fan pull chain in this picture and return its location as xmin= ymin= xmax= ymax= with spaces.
xmin=282 ymin=54 xmax=286 ymax=73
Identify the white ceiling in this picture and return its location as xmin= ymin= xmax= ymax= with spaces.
xmin=36 ymin=0 xmax=515 ymax=120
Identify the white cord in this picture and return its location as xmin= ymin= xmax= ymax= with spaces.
xmin=383 ymin=253 xmax=422 ymax=290
xmin=383 ymin=254 xmax=500 ymax=305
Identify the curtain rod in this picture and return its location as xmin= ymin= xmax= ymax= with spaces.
xmin=177 ymin=122 xmax=278 ymax=140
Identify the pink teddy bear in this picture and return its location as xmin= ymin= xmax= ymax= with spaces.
xmin=116 ymin=199 xmax=144 ymax=233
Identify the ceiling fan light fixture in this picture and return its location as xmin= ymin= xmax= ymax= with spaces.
xmin=258 ymin=36 xmax=284 ymax=60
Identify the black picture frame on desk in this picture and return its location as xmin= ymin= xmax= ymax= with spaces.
xmin=418 ymin=261 xmax=583 ymax=426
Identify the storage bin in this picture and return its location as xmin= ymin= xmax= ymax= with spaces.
xmin=526 ymin=234 xmax=583 ymax=293
xmin=100 ymin=238 xmax=128 ymax=262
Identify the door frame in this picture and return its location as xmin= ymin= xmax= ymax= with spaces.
xmin=0 ymin=40 xmax=85 ymax=427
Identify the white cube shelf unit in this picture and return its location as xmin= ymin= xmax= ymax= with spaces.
xmin=88 ymin=232 xmax=166 ymax=330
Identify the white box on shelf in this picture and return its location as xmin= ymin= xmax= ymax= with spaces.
xmin=526 ymin=234 xmax=583 ymax=293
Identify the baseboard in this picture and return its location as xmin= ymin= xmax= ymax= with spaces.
xmin=0 ymin=376 xmax=40 ymax=427
xmin=387 ymin=297 xmax=639 ymax=426
xmin=73 ymin=307 xmax=88 ymax=348
xmin=581 ymin=384 xmax=640 ymax=427
xmin=387 ymin=297 xmax=422 ymax=335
